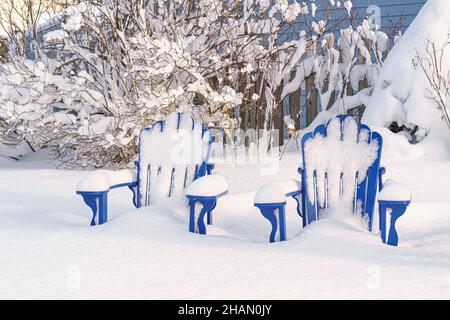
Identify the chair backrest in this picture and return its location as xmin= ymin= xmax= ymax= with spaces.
xmin=300 ymin=115 xmax=383 ymax=228
xmin=137 ymin=112 xmax=212 ymax=207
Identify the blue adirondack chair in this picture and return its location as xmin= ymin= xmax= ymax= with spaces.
xmin=76 ymin=112 xmax=214 ymax=225
xmin=297 ymin=115 xmax=410 ymax=245
xmin=299 ymin=115 xmax=383 ymax=230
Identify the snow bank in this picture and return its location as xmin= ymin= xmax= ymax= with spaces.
xmin=0 ymin=141 xmax=32 ymax=159
xmin=362 ymin=0 xmax=450 ymax=155
xmin=76 ymin=169 xmax=136 ymax=192
xmin=186 ymin=174 xmax=228 ymax=197
xmin=2 ymin=148 xmax=450 ymax=299
xmin=373 ymin=125 xmax=450 ymax=165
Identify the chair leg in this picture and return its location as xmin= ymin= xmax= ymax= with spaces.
xmin=258 ymin=206 xmax=278 ymax=243
xmin=379 ymin=204 xmax=388 ymax=244
xmin=80 ymin=192 xmax=108 ymax=226
xmin=301 ymin=191 xmax=307 ymax=228
xmin=292 ymin=194 xmax=303 ymax=220
xmin=81 ymin=194 xmax=98 ymax=226
xmin=278 ymin=206 xmax=286 ymax=241
xmin=189 ymin=199 xmax=197 ymax=233
xmin=379 ymin=204 xmax=408 ymax=246
xmin=197 ymin=199 xmax=217 ymax=235
xmin=207 ymin=201 xmax=216 ymax=225
xmin=189 ymin=198 xmax=217 ymax=234
xmin=387 ymin=206 xmax=408 ymax=246
xmin=128 ymin=184 xmax=139 ymax=208
xmin=98 ymin=192 xmax=108 ymax=225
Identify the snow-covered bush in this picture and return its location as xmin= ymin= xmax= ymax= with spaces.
xmin=1 ymin=0 xmax=392 ymax=168
xmin=1 ymin=0 xmax=325 ymax=167
xmin=363 ymin=0 xmax=450 ymax=149
xmin=415 ymin=37 xmax=450 ymax=133
xmin=282 ymin=18 xmax=389 ymax=118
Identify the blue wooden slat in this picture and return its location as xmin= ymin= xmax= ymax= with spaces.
xmin=300 ymin=132 xmax=315 ymax=225
xmin=359 ymin=124 xmax=372 ymax=143
xmin=312 ymin=125 xmax=326 ymax=214
xmin=366 ymin=131 xmax=383 ymax=231
xmin=356 ymin=125 xmax=372 ymax=213
xmin=178 ymin=112 xmax=195 ymax=131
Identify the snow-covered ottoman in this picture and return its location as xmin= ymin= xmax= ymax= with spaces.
xmin=378 ymin=180 xmax=412 ymax=246
xmin=186 ymin=174 xmax=228 ymax=235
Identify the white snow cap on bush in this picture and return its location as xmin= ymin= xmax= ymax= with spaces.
xmin=378 ymin=179 xmax=412 ymax=202
xmin=363 ymin=0 xmax=450 ymax=149
xmin=186 ymin=175 xmax=228 ymax=197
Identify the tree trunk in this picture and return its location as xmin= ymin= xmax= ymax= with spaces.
xmin=273 ymin=84 xmax=284 ymax=146
xmin=288 ymin=89 xmax=301 ymax=129
xmin=305 ymin=73 xmax=318 ymax=126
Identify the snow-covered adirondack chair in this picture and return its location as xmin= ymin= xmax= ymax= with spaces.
xmin=76 ymin=112 xmax=214 ymax=226
xmin=298 ymin=115 xmax=411 ymax=246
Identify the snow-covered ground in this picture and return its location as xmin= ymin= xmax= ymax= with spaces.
xmin=0 ymin=128 xmax=449 ymax=299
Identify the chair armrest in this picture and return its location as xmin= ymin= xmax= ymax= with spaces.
xmin=77 ymin=169 xmax=139 ymax=225
xmin=186 ymin=174 xmax=228 ymax=199
xmin=77 ymin=169 xmax=137 ymax=193
xmin=378 ymin=179 xmax=411 ymax=203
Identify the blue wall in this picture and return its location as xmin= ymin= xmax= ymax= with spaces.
xmin=316 ymin=0 xmax=426 ymax=34
xmin=353 ymin=0 xmax=426 ymax=32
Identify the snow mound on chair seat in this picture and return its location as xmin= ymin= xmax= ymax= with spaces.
xmin=77 ymin=169 xmax=137 ymax=192
xmin=378 ymin=179 xmax=412 ymax=202
xmin=254 ymin=182 xmax=286 ymax=204
xmin=186 ymin=174 xmax=228 ymax=197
